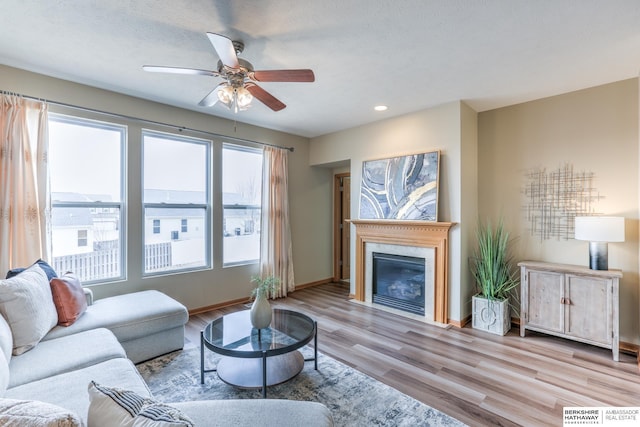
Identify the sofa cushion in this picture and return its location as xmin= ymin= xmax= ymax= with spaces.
xmin=0 ymin=351 xmax=8 ymax=396
xmin=120 ymin=326 xmax=185 ymax=364
xmin=0 ymin=313 xmax=12 ymax=363
xmin=8 ymin=328 xmax=126 ymax=388
xmin=0 ymin=315 xmax=9 ymax=395
xmin=5 ymin=358 xmax=151 ymax=425
xmin=44 ymin=290 xmax=188 ymax=344
xmin=5 ymin=259 xmax=58 ymax=280
xmin=50 ymin=273 xmax=87 ymax=326
xmin=0 ymin=264 xmax=58 ymax=355
xmin=0 ymin=398 xmax=81 ymax=426
xmin=171 ymin=400 xmax=335 ymax=427
xmin=88 ymin=381 xmax=193 ymax=427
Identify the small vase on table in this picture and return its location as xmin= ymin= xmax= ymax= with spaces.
xmin=250 ymin=275 xmax=279 ymax=330
xmin=250 ymin=290 xmax=272 ymax=329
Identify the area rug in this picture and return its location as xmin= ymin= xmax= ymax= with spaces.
xmin=137 ymin=347 xmax=465 ymax=427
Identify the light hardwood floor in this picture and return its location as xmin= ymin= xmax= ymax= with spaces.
xmin=185 ymin=283 xmax=640 ymax=426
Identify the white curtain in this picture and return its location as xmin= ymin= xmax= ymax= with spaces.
xmin=259 ymin=146 xmax=295 ymax=298
xmin=0 ymin=95 xmax=50 ymax=275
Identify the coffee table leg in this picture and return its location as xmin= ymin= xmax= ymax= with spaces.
xmin=200 ymin=331 xmax=205 ymax=384
xmin=314 ymin=320 xmax=318 ymax=371
xmin=262 ymin=351 xmax=267 ymax=398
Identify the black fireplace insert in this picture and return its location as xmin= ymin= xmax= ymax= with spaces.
xmin=372 ymin=252 xmax=425 ymax=316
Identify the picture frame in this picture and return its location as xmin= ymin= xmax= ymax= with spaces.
xmin=359 ymin=150 xmax=440 ymax=221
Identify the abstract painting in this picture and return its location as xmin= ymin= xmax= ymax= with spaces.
xmin=359 ymin=151 xmax=440 ymax=221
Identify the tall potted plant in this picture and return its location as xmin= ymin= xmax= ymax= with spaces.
xmin=469 ymin=219 xmax=519 ymax=335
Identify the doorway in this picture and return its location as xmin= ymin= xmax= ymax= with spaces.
xmin=333 ymin=173 xmax=351 ymax=282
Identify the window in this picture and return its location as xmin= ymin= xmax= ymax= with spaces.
xmin=77 ymin=230 xmax=88 ymax=247
xmin=49 ymin=114 xmax=125 ymax=283
xmin=222 ymin=144 xmax=262 ymax=265
xmin=143 ymin=130 xmax=210 ymax=275
xmin=181 ymin=219 xmax=188 ymax=233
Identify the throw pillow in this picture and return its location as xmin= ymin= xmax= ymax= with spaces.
xmin=0 ymin=264 xmax=58 ymax=355
xmin=87 ymin=381 xmax=194 ymax=427
xmin=0 ymin=398 xmax=82 ymax=426
xmin=49 ymin=273 xmax=87 ymax=326
xmin=5 ymin=259 xmax=58 ymax=280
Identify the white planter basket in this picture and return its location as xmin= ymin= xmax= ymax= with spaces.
xmin=472 ymin=295 xmax=510 ymax=336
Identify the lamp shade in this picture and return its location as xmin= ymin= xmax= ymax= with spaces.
xmin=574 ymin=216 xmax=625 ymax=242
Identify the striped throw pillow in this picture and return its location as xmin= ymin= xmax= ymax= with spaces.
xmin=87 ymin=381 xmax=193 ymax=427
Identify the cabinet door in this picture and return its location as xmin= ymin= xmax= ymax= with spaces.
xmin=565 ymin=275 xmax=611 ymax=346
xmin=525 ymin=270 xmax=563 ymax=333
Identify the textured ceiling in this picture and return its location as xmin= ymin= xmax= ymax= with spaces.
xmin=1 ymin=1 xmax=639 ymax=138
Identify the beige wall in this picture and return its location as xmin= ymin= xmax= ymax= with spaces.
xmin=310 ymin=101 xmax=478 ymax=323
xmin=478 ymin=78 xmax=639 ymax=343
xmin=1 ymin=65 xmax=333 ymax=310
xmin=459 ymin=102 xmax=479 ymax=318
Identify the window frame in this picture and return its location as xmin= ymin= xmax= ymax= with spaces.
xmin=142 ymin=129 xmax=212 ymax=276
xmin=48 ymin=113 xmax=127 ymax=284
xmin=222 ymin=143 xmax=263 ymax=267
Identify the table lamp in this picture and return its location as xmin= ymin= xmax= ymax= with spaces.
xmin=574 ymin=216 xmax=625 ymax=270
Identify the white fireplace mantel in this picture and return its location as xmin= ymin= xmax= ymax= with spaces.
xmin=350 ymin=219 xmax=455 ymax=324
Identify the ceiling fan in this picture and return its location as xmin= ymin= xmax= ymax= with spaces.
xmin=143 ymin=32 xmax=315 ymax=113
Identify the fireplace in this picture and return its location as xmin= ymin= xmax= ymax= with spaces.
xmin=350 ymin=219 xmax=454 ymax=324
xmin=372 ymin=252 xmax=425 ymax=316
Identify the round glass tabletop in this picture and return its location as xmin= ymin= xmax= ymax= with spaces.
xmin=202 ymin=308 xmax=316 ymax=358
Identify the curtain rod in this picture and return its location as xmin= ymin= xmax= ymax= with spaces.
xmin=1 ymin=90 xmax=294 ymax=152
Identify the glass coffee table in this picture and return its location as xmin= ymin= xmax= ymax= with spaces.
xmin=200 ymin=308 xmax=317 ymax=398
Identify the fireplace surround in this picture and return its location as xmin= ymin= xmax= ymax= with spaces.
xmin=351 ymin=219 xmax=454 ymax=324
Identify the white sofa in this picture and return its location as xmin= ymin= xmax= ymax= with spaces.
xmin=0 ymin=266 xmax=333 ymax=426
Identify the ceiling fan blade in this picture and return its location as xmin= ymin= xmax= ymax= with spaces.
xmin=245 ymin=82 xmax=286 ymax=111
xmin=250 ymin=69 xmax=315 ymax=82
xmin=206 ymin=32 xmax=239 ymax=68
xmin=143 ymin=65 xmax=218 ymax=77
xmin=198 ymin=83 xmax=224 ymax=107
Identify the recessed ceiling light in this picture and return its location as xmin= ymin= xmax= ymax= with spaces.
xmin=374 ymin=105 xmax=388 ymax=111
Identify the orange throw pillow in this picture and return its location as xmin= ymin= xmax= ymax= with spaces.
xmin=49 ymin=273 xmax=88 ymax=326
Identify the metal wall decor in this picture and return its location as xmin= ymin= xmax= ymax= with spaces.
xmin=523 ymin=163 xmax=602 ymax=240
xmin=360 ymin=151 xmax=440 ymax=221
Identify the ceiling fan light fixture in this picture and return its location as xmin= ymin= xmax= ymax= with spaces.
xmin=217 ymin=85 xmax=235 ymax=105
xmin=217 ymin=84 xmax=253 ymax=113
xmin=236 ymin=86 xmax=253 ymax=108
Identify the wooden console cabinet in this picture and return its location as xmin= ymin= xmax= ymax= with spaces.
xmin=518 ymin=261 xmax=621 ymax=361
